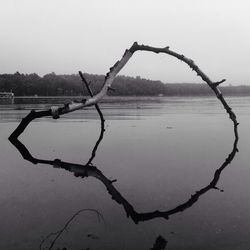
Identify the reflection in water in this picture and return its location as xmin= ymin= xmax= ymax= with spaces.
xmin=151 ymin=236 xmax=167 ymax=250
xmin=9 ymin=114 xmax=239 ymax=223
xmin=9 ymin=117 xmax=171 ymax=249
xmin=39 ymin=208 xmax=104 ymax=250
xmin=0 ymin=98 xmax=14 ymax=105
xmin=8 ymin=97 xmax=239 ymax=249
xmin=9 ymin=108 xmax=172 ymax=249
xmin=9 ymin=125 xmax=239 ymax=224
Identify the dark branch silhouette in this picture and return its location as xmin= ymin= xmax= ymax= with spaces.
xmin=78 ymin=71 xmax=105 ymax=166
xmin=9 ymin=42 xmax=239 ymax=140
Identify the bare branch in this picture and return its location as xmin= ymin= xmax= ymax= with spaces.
xmin=79 ymin=71 xmax=94 ymax=97
xmin=78 ymin=71 xmax=105 ymax=124
xmin=9 ymin=42 xmax=238 ymax=142
xmin=9 ymin=110 xmax=51 ymax=140
xmin=101 ymin=42 xmax=238 ymax=138
xmin=78 ymin=71 xmax=105 ymax=165
xmin=213 ymin=79 xmax=226 ymax=87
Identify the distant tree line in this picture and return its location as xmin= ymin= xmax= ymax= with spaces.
xmin=0 ymin=72 xmax=249 ymax=96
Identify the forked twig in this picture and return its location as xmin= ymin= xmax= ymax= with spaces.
xmin=78 ymin=71 xmax=105 ymax=166
xmin=78 ymin=71 xmax=105 ymax=124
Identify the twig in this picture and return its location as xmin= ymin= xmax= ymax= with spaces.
xmin=78 ymin=71 xmax=105 ymax=124
xmin=39 ymin=209 xmax=104 ymax=250
xmin=213 ymin=79 xmax=226 ymax=87
xmin=78 ymin=71 xmax=105 ymax=165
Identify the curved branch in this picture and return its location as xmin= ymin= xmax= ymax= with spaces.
xmin=9 ymin=110 xmax=51 ymax=140
xmin=9 ymin=42 xmax=238 ymax=140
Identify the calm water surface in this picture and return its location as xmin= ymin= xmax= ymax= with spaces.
xmin=0 ymin=96 xmax=250 ymax=249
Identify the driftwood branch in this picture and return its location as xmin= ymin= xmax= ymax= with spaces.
xmin=9 ymin=42 xmax=238 ymax=139
xmin=8 ymin=43 xmax=240 ymax=247
xmin=9 ymin=83 xmax=105 ymax=168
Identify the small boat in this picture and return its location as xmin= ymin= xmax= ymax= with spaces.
xmin=0 ymin=91 xmax=14 ymax=99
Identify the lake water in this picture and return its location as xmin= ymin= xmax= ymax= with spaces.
xmin=0 ymin=96 xmax=250 ymax=250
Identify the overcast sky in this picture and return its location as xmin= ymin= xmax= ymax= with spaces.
xmin=0 ymin=0 xmax=249 ymax=85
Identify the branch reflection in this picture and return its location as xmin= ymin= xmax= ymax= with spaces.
xmin=9 ymin=117 xmax=239 ymax=225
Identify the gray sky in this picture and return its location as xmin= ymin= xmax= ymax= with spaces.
xmin=0 ymin=0 xmax=249 ymax=85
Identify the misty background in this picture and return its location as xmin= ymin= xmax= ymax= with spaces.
xmin=0 ymin=0 xmax=249 ymax=85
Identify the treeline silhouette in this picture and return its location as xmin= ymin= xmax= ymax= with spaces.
xmin=1 ymin=72 xmax=249 ymax=96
